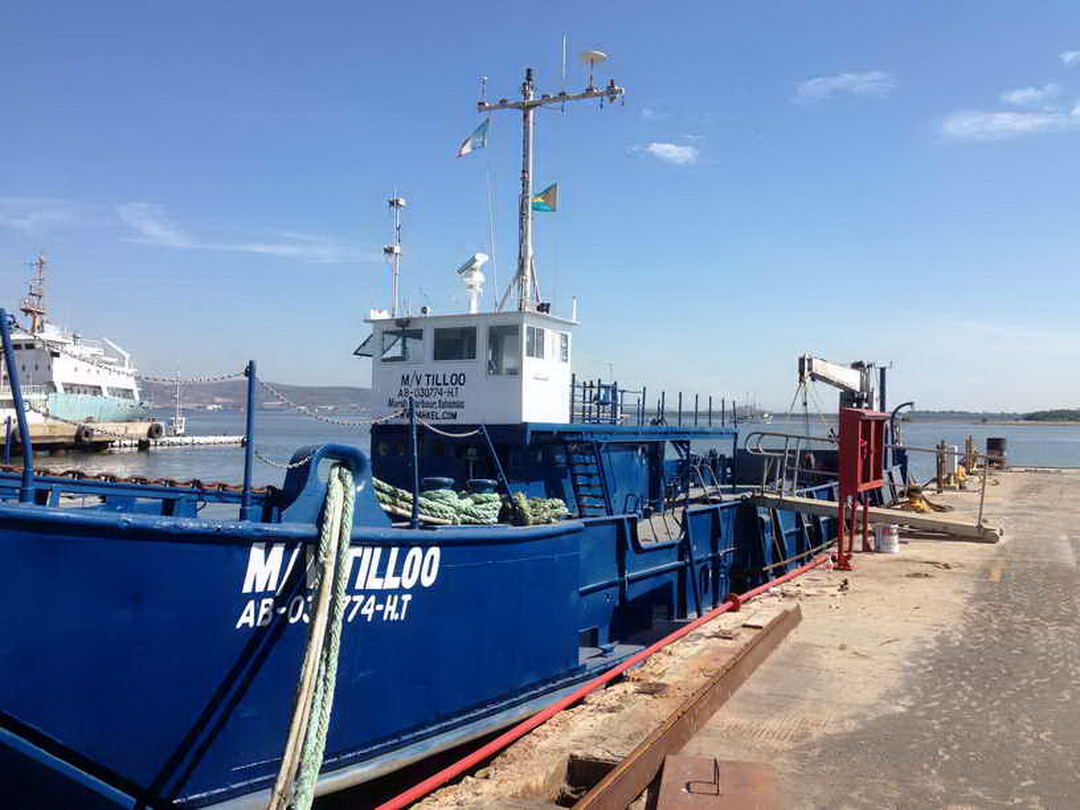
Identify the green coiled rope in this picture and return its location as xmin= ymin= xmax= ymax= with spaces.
xmin=268 ymin=464 xmax=355 ymax=810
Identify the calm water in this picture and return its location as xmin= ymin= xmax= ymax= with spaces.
xmin=732 ymin=417 xmax=1080 ymax=481
xmin=29 ymin=411 xmax=1080 ymax=491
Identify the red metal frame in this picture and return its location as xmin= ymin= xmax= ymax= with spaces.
xmin=835 ymin=407 xmax=887 ymax=570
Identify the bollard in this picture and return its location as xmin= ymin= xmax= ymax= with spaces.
xmin=240 ymin=360 xmax=256 ymax=520
xmin=0 ymin=310 xmax=34 ymax=502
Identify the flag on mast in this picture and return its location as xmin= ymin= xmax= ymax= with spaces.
xmin=530 ymin=183 xmax=558 ymax=212
xmin=456 ymin=119 xmax=490 ymax=157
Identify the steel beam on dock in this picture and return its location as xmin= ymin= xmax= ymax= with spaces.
xmin=571 ymin=605 xmax=802 ymax=810
xmin=753 ymin=492 xmax=1003 ymax=543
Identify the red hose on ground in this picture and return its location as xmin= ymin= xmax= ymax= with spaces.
xmin=374 ymin=553 xmax=829 ymax=810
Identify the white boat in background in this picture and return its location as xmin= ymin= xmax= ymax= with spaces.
xmin=168 ymin=374 xmax=187 ymax=436
xmin=0 ymin=255 xmax=156 ymax=439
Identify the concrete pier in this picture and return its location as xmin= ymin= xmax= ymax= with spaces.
xmin=683 ymin=469 xmax=1080 ymax=808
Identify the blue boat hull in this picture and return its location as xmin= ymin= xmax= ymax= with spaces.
xmin=0 ymin=444 xmax=839 ymax=808
xmin=45 ymin=392 xmax=150 ymax=423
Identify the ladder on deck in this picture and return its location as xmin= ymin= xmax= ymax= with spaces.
xmin=565 ymin=440 xmax=613 ymax=517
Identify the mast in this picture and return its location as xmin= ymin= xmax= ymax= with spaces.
xmin=21 ymin=253 xmax=48 ymax=334
xmin=383 ymin=196 xmax=406 ymax=317
xmin=518 ymin=70 xmax=536 ymax=313
xmin=479 ymin=55 xmax=624 ymax=312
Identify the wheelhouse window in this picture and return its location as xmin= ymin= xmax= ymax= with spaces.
xmin=526 ymin=326 xmax=545 ymax=359
xmin=107 ymin=387 xmax=136 ymax=400
xmin=558 ymin=332 xmax=569 ymax=362
xmin=487 ymin=325 xmax=521 ymax=376
xmin=433 ymin=327 xmax=477 ymax=361
xmin=380 ymin=328 xmax=423 ymax=362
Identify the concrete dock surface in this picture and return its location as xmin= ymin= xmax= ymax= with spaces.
xmin=685 ymin=470 xmax=1080 ymax=808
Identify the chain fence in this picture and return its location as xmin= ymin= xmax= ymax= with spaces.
xmin=253 ymin=448 xmax=318 ymax=470
xmin=47 ymin=341 xmax=245 ymax=384
xmin=416 ymin=417 xmax=483 ymax=439
xmin=254 ymin=378 xmax=403 ymax=428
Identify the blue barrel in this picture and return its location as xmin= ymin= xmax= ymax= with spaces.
xmin=986 ymin=438 xmax=1007 ymax=468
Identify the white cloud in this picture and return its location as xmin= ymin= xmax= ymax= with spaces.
xmin=999 ymin=83 xmax=1061 ymax=107
xmin=0 ymin=198 xmax=83 ymax=235
xmin=941 ymin=106 xmax=1080 ymax=141
xmin=630 ymin=142 xmax=700 ymax=165
xmin=115 ymin=202 xmax=372 ymax=264
xmin=794 ymin=71 xmax=896 ymax=104
xmin=1060 ymin=50 xmax=1080 ymax=66
xmin=640 ymin=107 xmax=671 ymax=121
xmin=116 ymin=202 xmax=192 ymax=247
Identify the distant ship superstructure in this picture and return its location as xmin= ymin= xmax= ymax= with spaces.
xmin=0 ymin=255 xmax=150 ymax=426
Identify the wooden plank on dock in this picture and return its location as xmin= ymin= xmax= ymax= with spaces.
xmin=752 ymin=492 xmax=1002 ymax=543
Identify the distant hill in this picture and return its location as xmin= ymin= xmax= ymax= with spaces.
xmin=1022 ymin=409 xmax=1080 ymax=422
xmin=144 ymin=379 xmax=372 ymax=412
xmin=906 ymin=410 xmax=1022 ymax=421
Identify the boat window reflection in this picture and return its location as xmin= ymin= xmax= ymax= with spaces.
xmin=526 ymin=326 xmax=545 ymax=359
xmin=434 ymin=327 xmax=477 ymax=361
xmin=488 ymin=325 xmax=521 ymax=375
xmin=381 ymin=328 xmax=423 ymax=363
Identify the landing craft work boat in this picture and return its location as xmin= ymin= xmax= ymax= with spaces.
xmin=0 ymin=63 xmax=844 ymax=809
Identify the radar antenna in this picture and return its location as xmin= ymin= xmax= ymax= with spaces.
xmin=478 ymin=53 xmax=624 ymax=313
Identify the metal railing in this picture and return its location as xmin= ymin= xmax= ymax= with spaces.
xmin=744 ymin=430 xmax=838 ymax=495
xmin=744 ymin=429 xmax=998 ymax=528
xmin=570 ymin=375 xmax=736 ymax=429
xmin=0 ymin=384 xmax=51 ymax=399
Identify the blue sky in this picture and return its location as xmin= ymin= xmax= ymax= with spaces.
xmin=2 ymin=1 xmax=1078 ymax=411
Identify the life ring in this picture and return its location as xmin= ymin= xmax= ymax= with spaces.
xmin=146 ymin=422 xmax=164 ymax=440
xmin=75 ymin=424 xmax=95 ymax=444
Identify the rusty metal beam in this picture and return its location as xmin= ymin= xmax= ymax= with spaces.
xmin=572 ymin=605 xmax=802 ymax=810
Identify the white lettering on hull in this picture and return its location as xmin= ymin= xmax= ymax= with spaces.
xmin=235 ymin=543 xmax=441 ymax=630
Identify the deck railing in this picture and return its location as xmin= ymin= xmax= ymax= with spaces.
xmin=0 ymin=384 xmax=51 ymax=399
xmin=570 ymin=375 xmax=735 ymax=428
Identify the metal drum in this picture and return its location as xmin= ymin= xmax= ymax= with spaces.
xmin=986 ymin=437 xmax=1007 ymax=468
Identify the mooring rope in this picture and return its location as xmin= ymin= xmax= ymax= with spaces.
xmin=268 ymin=464 xmax=355 ymax=810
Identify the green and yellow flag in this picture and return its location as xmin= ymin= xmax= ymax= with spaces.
xmin=530 ymin=183 xmax=558 ymax=212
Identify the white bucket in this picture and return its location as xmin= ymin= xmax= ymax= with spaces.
xmin=874 ymin=524 xmax=900 ymax=554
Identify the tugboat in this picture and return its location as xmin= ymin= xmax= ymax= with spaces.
xmin=0 ymin=60 xmax=840 ymax=809
xmin=0 ymin=254 xmax=161 ymax=446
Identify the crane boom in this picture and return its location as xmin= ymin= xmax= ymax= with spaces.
xmin=798 ymin=354 xmax=877 ymax=409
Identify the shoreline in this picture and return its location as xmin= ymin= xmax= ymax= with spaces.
xmin=769 ymin=417 xmax=1080 ymax=427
